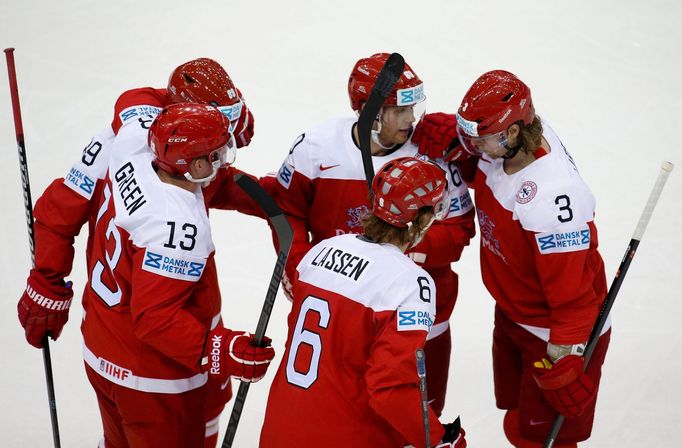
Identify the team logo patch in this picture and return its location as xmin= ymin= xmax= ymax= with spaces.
xmin=535 ymin=226 xmax=591 ymax=254
xmin=64 ymin=166 xmax=95 ymax=200
xmin=142 ymin=248 xmax=205 ymax=281
xmin=277 ymin=161 xmax=294 ymax=189
xmin=397 ymin=306 xmax=433 ymax=332
xmin=516 ymin=181 xmax=537 ymax=204
xmin=346 ymin=205 xmax=369 ymax=229
xmin=118 ymin=105 xmax=162 ymax=123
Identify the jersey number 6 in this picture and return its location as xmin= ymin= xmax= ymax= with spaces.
xmin=285 ymin=295 xmax=330 ymax=389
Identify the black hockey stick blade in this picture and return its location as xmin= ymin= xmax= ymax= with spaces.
xmin=357 ymin=52 xmax=405 ymax=190
xmin=221 ymin=173 xmax=293 ymax=448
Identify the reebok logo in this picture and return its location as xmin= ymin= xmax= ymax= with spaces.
xmin=210 ymin=335 xmax=222 ymax=375
xmin=319 ymin=164 xmax=340 ymax=172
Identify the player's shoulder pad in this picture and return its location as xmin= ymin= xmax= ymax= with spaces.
xmin=111 ymin=87 xmax=166 ymax=134
xmin=514 ymin=154 xmax=596 ymax=233
xmin=276 ymin=117 xmax=354 ymax=189
xmin=394 ymin=266 xmax=435 ymax=334
xmin=63 ymin=126 xmax=116 ymax=200
xmin=111 ymin=153 xmax=214 ymax=282
xmin=428 ymin=157 xmax=474 ymax=218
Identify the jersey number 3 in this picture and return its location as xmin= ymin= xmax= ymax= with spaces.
xmin=286 ymin=296 xmax=330 ymax=389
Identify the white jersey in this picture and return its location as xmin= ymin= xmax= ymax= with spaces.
xmin=261 ymin=233 xmax=443 ymax=447
xmin=81 ymin=122 xmax=219 ymax=392
xmin=473 ymin=119 xmax=608 ymax=343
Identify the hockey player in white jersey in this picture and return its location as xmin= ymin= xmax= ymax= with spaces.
xmin=17 ymin=58 xmax=264 ymax=447
xmin=78 ymin=103 xmax=275 ymax=447
xmin=261 ymin=157 xmax=466 ymax=448
xmin=414 ymin=70 xmax=610 ymax=448
xmin=272 ymin=53 xmax=476 ymax=416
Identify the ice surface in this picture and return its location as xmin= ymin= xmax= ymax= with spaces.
xmin=1 ymin=1 xmax=680 ymax=446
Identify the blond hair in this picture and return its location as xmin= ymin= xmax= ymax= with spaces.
xmin=362 ymin=207 xmax=434 ymax=247
xmin=518 ymin=115 xmax=543 ymax=153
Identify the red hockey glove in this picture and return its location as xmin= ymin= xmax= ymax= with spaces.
xmin=412 ymin=112 xmax=468 ymax=162
xmin=533 ymin=355 xmax=596 ymax=418
xmin=202 ymin=328 xmax=275 ymax=382
xmin=234 ymin=104 xmax=254 ymax=148
xmin=18 ymin=270 xmax=73 ymax=349
xmin=436 ymin=417 xmax=467 ymax=448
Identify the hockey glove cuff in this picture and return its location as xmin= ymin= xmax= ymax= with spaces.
xmin=533 ymin=355 xmax=596 ymax=418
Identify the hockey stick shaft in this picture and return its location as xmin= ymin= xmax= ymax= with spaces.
xmin=221 ymin=174 xmax=293 ymax=448
xmin=416 ymin=348 xmax=431 ymax=448
xmin=4 ymin=47 xmax=61 ymax=448
xmin=544 ymin=161 xmax=674 ymax=448
xmin=357 ymin=53 xmax=405 ymax=190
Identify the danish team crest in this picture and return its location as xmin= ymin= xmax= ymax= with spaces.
xmin=516 ymin=181 xmax=537 ymax=204
xmin=347 ymin=205 xmax=369 ymax=229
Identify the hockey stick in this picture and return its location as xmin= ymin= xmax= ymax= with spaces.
xmin=357 ymin=52 xmax=405 ymax=190
xmin=221 ymin=173 xmax=293 ymax=448
xmin=416 ymin=348 xmax=431 ymax=448
xmin=543 ymin=161 xmax=674 ymax=448
xmin=4 ymin=47 xmax=61 ymax=448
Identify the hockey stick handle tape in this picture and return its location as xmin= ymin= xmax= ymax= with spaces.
xmin=632 ymin=161 xmax=674 ymax=241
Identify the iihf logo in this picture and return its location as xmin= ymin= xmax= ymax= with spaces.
xmin=516 ymin=181 xmax=537 ymax=204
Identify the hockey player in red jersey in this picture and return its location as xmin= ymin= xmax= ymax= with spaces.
xmin=78 ymin=103 xmax=275 ymax=448
xmin=261 ymin=157 xmax=466 ymax=448
xmin=271 ymin=52 xmax=475 ymax=416
xmin=414 ymin=70 xmax=611 ymax=447
xmin=16 ymin=58 xmax=261 ymax=447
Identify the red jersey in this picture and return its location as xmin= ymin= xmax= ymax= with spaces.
xmin=472 ymin=121 xmax=608 ymax=344
xmin=260 ymin=234 xmax=444 ymax=447
xmin=272 ymin=117 xmax=475 ymax=329
xmin=81 ymin=124 xmax=218 ymax=391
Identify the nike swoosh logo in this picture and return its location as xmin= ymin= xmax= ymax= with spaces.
xmin=529 ymin=419 xmax=547 ymax=426
xmin=221 ymin=379 xmax=230 ymax=390
xmin=319 ymin=164 xmax=340 ymax=171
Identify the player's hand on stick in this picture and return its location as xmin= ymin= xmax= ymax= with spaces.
xmin=533 ymin=355 xmax=596 ymax=418
xmin=202 ymin=328 xmax=275 ymax=382
xmin=18 ymin=270 xmax=73 ymax=348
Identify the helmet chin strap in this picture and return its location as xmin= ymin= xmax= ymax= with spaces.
xmin=184 ymin=163 xmax=219 ymax=187
xmin=502 ymin=141 xmax=522 ymax=159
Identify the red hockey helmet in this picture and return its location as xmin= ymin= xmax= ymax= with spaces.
xmin=348 ymin=53 xmax=425 ymax=112
xmin=456 ymin=70 xmax=534 ymax=136
xmin=455 ymin=70 xmax=535 ymax=156
xmin=149 ymin=103 xmax=236 ymax=182
xmin=371 ymin=157 xmax=448 ymax=228
xmin=167 ymin=58 xmax=244 ymax=125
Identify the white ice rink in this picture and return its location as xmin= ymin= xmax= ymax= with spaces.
xmin=1 ymin=1 xmax=680 ymax=446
